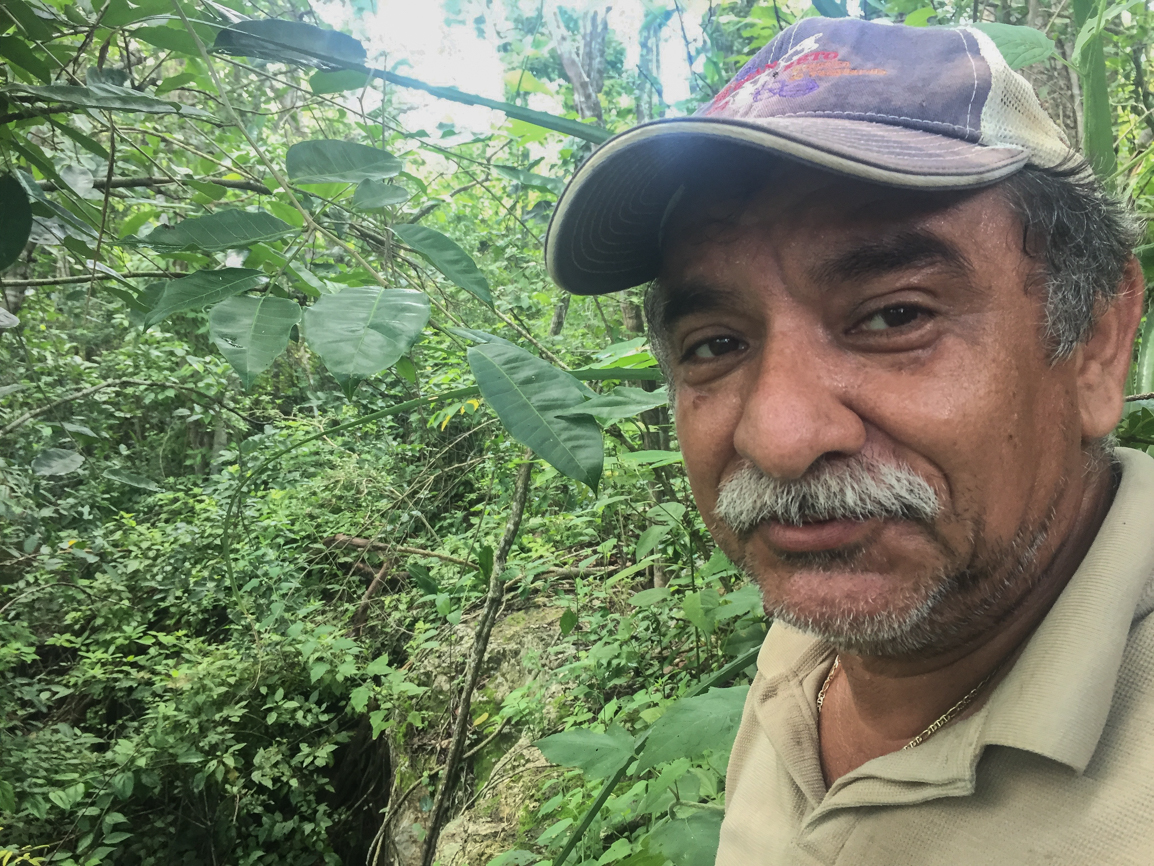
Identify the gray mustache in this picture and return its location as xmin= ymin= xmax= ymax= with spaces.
xmin=714 ymin=456 xmax=940 ymax=532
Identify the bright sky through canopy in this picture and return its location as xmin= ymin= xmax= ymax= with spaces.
xmin=315 ymin=0 xmax=703 ymax=136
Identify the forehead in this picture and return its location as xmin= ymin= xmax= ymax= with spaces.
xmin=658 ymin=165 xmax=1020 ymax=282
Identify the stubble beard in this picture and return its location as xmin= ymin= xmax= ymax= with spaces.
xmin=753 ymin=510 xmax=1055 ymax=658
xmin=714 ymin=456 xmax=1062 ymax=658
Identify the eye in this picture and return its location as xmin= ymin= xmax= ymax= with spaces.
xmin=687 ymin=336 xmax=744 ymax=360
xmin=857 ymin=304 xmax=927 ymax=332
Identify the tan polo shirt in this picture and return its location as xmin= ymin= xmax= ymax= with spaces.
xmin=717 ymin=446 xmax=1154 ymax=866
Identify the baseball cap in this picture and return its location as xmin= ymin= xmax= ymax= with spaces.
xmin=545 ymin=17 xmax=1074 ymax=296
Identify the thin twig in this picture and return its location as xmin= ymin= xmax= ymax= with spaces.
xmin=1 ymin=271 xmax=172 ymax=288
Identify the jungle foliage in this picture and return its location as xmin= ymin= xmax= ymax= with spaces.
xmin=1 ymin=0 xmax=1153 ymax=864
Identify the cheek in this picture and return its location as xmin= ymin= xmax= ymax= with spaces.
xmin=675 ymin=389 xmax=745 ymax=514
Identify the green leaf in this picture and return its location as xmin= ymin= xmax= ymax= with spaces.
xmin=103 ymin=469 xmax=160 ymax=491
xmin=145 ymin=269 xmax=265 ymax=328
xmin=3 ymin=0 xmax=56 ymax=42
xmin=1070 ymin=0 xmax=1142 ymax=69
xmin=302 ymin=287 xmax=430 ymax=394
xmin=477 ymin=545 xmax=495 ymax=581
xmin=392 ymin=224 xmax=492 ymax=306
xmin=902 ymin=6 xmax=936 ymax=26
xmin=559 ymin=608 xmax=578 ymax=635
xmin=536 ymin=724 xmax=634 ymax=780
xmin=810 ymin=0 xmax=848 ymax=17
xmin=970 ymin=23 xmax=1055 ymax=70
xmin=136 ymin=209 xmax=295 ymax=253
xmin=213 ymin=19 xmax=368 ymax=69
xmin=310 ymin=68 xmax=372 ymax=94
xmin=468 ymin=342 xmax=603 ymax=491
xmin=131 ymin=24 xmax=213 ymax=55
xmin=0 ymin=34 xmax=53 ymax=82
xmin=352 ymin=179 xmax=411 ymax=210
xmin=0 ymin=174 xmax=33 ymax=271
xmin=2 ymin=82 xmax=211 ymax=117
xmin=1071 ymin=0 xmax=1118 ymax=180
xmin=681 ymin=589 xmax=721 ymax=636
xmin=1134 ymin=311 xmax=1154 ymax=395
xmin=47 ymin=783 xmax=86 ymax=812
xmin=637 ymin=758 xmax=691 ymax=814
xmin=635 ymin=687 xmax=749 ymax=774
xmin=0 ymin=779 xmax=15 ymax=813
xmin=32 ymin=449 xmax=84 ymax=476
xmin=286 ymin=140 xmax=402 ymax=184
xmin=209 ymin=295 xmax=302 ymax=389
xmin=560 ymin=387 xmax=668 ymax=424
xmin=629 ymin=587 xmax=671 ymax=607
xmin=647 ymin=811 xmax=723 ymax=866
xmin=634 ymin=524 xmax=670 ymax=559
xmin=493 ymin=165 xmax=564 ymax=196
xmin=486 ymin=851 xmax=539 ymax=866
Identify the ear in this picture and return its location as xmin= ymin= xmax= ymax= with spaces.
xmin=1077 ymin=256 xmax=1146 ymax=440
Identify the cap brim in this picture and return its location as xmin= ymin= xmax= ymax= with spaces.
xmin=545 ymin=116 xmax=1028 ymax=296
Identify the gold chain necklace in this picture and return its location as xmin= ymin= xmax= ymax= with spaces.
xmin=816 ymin=655 xmax=999 ymax=750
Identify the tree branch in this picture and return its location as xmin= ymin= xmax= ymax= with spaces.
xmin=421 ymin=455 xmax=533 ymax=866
xmin=36 ymin=176 xmax=273 ymax=194
xmin=0 ymin=271 xmax=172 ymax=288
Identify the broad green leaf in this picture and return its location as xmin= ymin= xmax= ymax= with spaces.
xmin=136 ymin=210 xmax=295 ymax=253
xmin=310 ymin=69 xmax=372 ymax=94
xmin=209 ymin=295 xmax=302 ymax=389
xmin=811 ymin=0 xmax=848 ymax=17
xmin=486 ymin=850 xmax=539 ymax=866
xmin=503 ymin=69 xmax=554 ymax=95
xmin=468 ymin=342 xmax=603 ymax=491
xmin=0 ymin=174 xmax=33 ymax=271
xmin=535 ymin=724 xmax=634 ymax=780
xmin=560 ymin=387 xmax=668 ymax=424
xmin=559 ymin=608 xmax=578 ymax=635
xmin=47 ymin=118 xmax=110 ymax=160
xmin=618 ymin=449 xmax=683 ymax=468
xmin=391 ymin=224 xmax=492 ymax=306
xmin=1072 ymin=0 xmax=1117 ymax=180
xmin=1070 ymin=0 xmax=1143 ymax=69
xmin=635 ymin=686 xmax=750 ymax=773
xmin=0 ymin=34 xmax=53 ymax=82
xmin=302 ymin=287 xmax=430 ymax=394
xmin=3 ymin=0 xmax=56 ymax=42
xmin=286 ymin=140 xmax=402 ymax=184
xmin=629 ymin=587 xmax=672 ymax=607
xmin=970 ymin=23 xmax=1055 ymax=70
xmin=32 ymin=449 xmax=85 ymax=476
xmin=352 ymin=179 xmax=411 ymax=210
xmin=47 ymin=782 xmax=86 ymax=812
xmin=446 ymin=327 xmax=514 ymax=346
xmin=902 ymin=6 xmax=937 ymax=26
xmin=103 ymin=469 xmax=160 ymax=491
xmin=635 ymin=524 xmax=670 ymax=559
xmin=213 ymin=19 xmax=368 ymax=69
xmin=2 ymin=83 xmax=211 ymax=117
xmin=493 ymin=165 xmax=564 ymax=196
xmin=637 ymin=758 xmax=691 ymax=815
xmin=0 ymin=779 xmax=15 ymax=813
xmin=145 ymin=269 xmax=265 ymax=328
xmin=647 ymin=811 xmax=723 ymax=866
xmin=132 ymin=23 xmax=219 ymax=55
xmin=681 ymin=589 xmax=721 ymax=636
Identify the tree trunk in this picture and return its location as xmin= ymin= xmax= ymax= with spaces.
xmin=547 ymin=2 xmax=610 ymax=124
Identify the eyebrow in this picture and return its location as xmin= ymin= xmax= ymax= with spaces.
xmin=656 ymin=281 xmax=743 ymax=334
xmin=808 ymin=229 xmax=975 ymax=287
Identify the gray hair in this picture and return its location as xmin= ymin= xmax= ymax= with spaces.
xmin=644 ymin=160 xmax=1144 ymax=384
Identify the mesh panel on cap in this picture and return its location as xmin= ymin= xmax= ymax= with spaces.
xmin=969 ymin=27 xmax=1074 ymax=168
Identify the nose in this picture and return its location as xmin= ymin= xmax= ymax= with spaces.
xmin=732 ymin=325 xmax=867 ymax=480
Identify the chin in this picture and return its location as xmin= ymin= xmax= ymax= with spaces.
xmin=757 ymin=566 xmax=957 ymax=657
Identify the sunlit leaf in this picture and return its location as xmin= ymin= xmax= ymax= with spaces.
xmin=286 ymin=139 xmax=402 ymax=185
xmin=310 ymin=68 xmax=372 ymax=94
xmin=971 ymin=22 xmax=1055 ymax=69
xmin=468 ymin=342 xmax=603 ymax=491
xmin=103 ymin=469 xmax=160 ymax=491
xmin=302 ymin=287 xmax=430 ymax=394
xmin=144 ymin=269 xmax=265 ymax=328
xmin=493 ymin=165 xmax=564 ymax=196
xmin=209 ymin=295 xmax=302 ymax=389
xmin=392 ymin=224 xmax=492 ymax=306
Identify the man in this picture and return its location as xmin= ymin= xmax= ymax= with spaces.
xmin=544 ymin=16 xmax=1154 ymax=866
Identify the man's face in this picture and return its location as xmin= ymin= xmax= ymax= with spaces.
xmin=660 ymin=168 xmax=1094 ymax=657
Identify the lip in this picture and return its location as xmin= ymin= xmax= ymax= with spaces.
xmin=759 ymin=518 xmax=879 ymax=553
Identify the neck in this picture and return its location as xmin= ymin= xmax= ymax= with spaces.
xmin=819 ymin=455 xmax=1117 ymax=784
